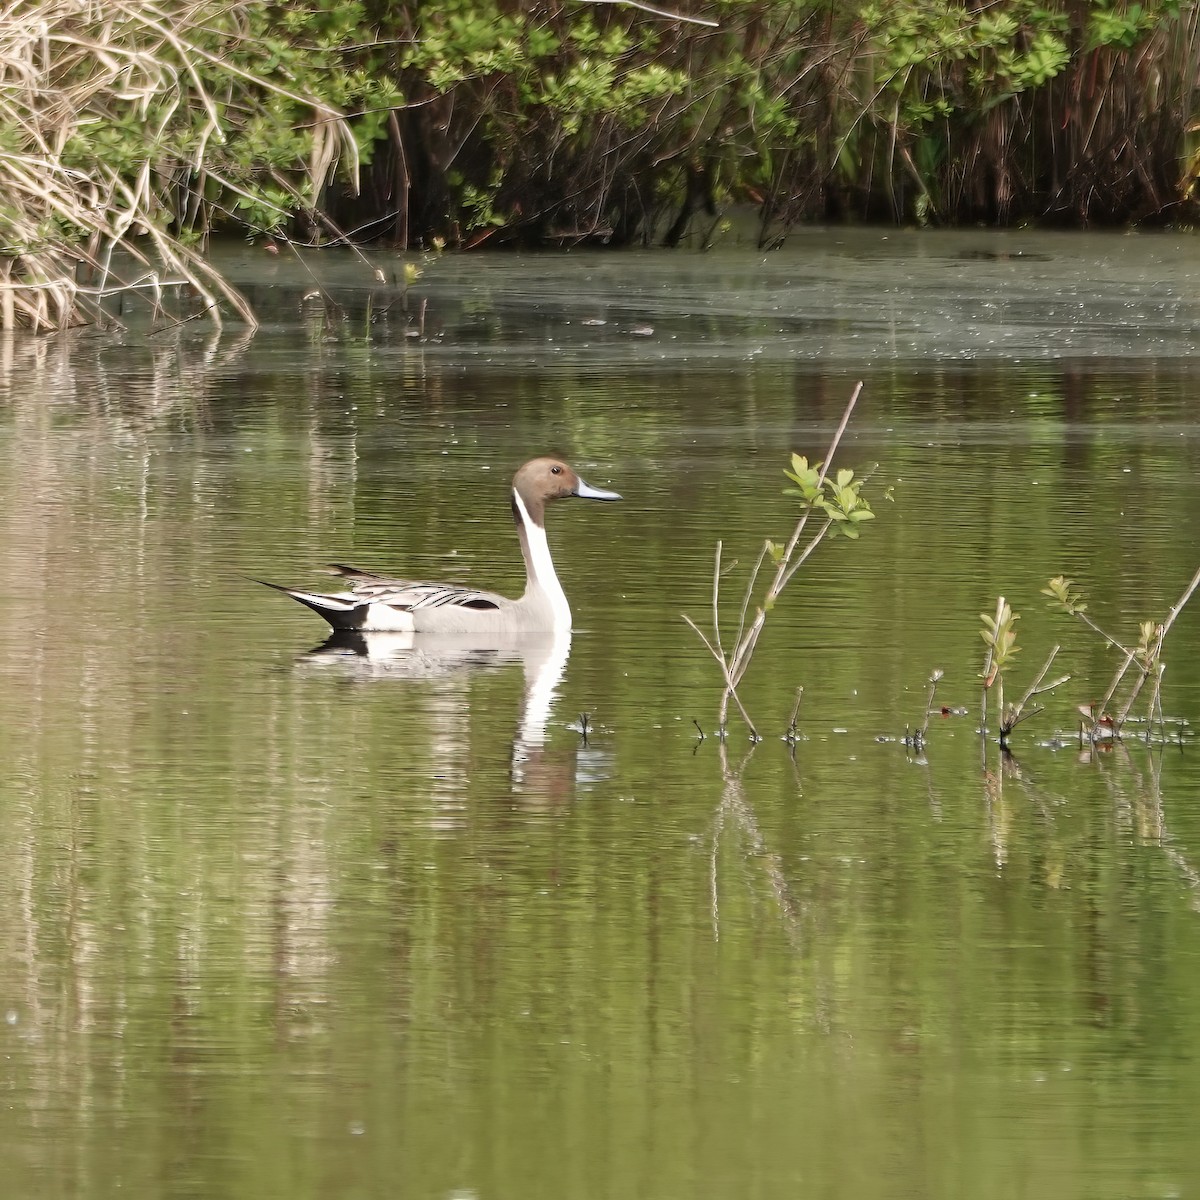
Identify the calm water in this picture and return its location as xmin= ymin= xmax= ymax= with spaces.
xmin=3 ymin=229 xmax=1200 ymax=1199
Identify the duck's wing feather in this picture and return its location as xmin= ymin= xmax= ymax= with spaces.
xmin=324 ymin=563 xmax=505 ymax=612
xmin=347 ymin=576 xmax=505 ymax=613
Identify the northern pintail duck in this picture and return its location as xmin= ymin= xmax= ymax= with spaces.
xmin=261 ymin=458 xmax=620 ymax=634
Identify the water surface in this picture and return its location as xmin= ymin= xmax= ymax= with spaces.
xmin=2 ymin=229 xmax=1200 ymax=1200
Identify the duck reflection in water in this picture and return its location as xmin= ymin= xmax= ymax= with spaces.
xmin=300 ymin=627 xmax=591 ymax=800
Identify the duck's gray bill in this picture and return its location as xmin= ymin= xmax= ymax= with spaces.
xmin=575 ymin=476 xmax=622 ymax=501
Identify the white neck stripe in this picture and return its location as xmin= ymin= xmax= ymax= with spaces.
xmin=513 ymin=488 xmax=571 ymax=629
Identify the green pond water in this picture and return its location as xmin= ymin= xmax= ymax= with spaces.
xmin=2 ymin=228 xmax=1200 ymax=1199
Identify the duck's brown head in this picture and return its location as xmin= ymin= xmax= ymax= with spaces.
xmin=511 ymin=458 xmax=621 ymax=526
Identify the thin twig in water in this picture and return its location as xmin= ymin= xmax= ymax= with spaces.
xmin=1096 ymin=562 xmax=1200 ymax=739
xmin=711 ymin=541 xmax=726 ymax=663
xmin=681 ymin=612 xmax=760 ymax=740
xmin=786 ymin=686 xmax=804 ymax=743
xmin=1005 ymin=645 xmax=1069 ymax=734
xmin=685 ymin=381 xmax=865 ymax=737
xmin=916 ymin=668 xmax=943 ymax=746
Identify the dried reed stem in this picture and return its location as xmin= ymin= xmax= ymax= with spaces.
xmin=0 ymin=0 xmax=358 ymax=330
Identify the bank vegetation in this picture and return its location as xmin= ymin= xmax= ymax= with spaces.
xmin=2 ymin=0 xmax=1198 ymax=328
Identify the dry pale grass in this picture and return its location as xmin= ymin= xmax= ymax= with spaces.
xmin=0 ymin=0 xmax=357 ymax=331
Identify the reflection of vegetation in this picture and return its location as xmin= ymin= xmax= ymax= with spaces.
xmin=5 ymin=334 xmax=1200 ymax=1191
xmin=710 ymin=742 xmax=806 ymax=951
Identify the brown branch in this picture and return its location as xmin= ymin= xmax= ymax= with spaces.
xmin=576 ymin=0 xmax=719 ymax=28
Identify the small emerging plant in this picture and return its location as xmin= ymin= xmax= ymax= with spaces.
xmin=684 ymin=382 xmax=884 ymax=740
xmin=980 ymin=596 xmax=1068 ymax=747
xmin=784 ymin=686 xmax=804 ymax=749
xmin=905 ymin=667 xmax=944 ymax=753
xmin=1043 ymin=568 xmax=1200 ymax=742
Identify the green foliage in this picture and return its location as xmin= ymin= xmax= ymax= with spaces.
xmin=1041 ymin=575 xmax=1087 ymax=615
xmin=6 ymin=0 xmax=1197 ymax=307
xmin=782 ymin=456 xmax=876 ymax=541
xmin=459 ymin=172 xmax=509 ymax=232
xmin=384 ymin=0 xmax=1193 ymax=240
xmin=860 ymin=0 xmax=1073 ymax=124
xmin=1088 ymin=4 xmax=1155 ymax=49
xmin=847 ymin=0 xmax=1182 ymax=223
xmin=1134 ymin=619 xmax=1159 ymax=668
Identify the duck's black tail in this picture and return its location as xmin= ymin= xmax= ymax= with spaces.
xmin=252 ymin=578 xmax=367 ymax=632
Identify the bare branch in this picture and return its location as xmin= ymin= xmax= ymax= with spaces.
xmin=576 ymin=0 xmax=719 ymax=29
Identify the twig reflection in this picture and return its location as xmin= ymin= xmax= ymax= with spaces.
xmin=709 ymin=742 xmax=804 ymax=952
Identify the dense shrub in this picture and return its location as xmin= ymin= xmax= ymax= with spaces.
xmin=1 ymin=1 xmax=1196 ymax=326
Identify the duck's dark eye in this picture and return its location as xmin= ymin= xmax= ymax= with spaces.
xmin=550 ymin=465 xmax=562 ymax=475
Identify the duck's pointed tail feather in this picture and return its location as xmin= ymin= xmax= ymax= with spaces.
xmin=251 ymin=578 xmax=367 ymax=631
